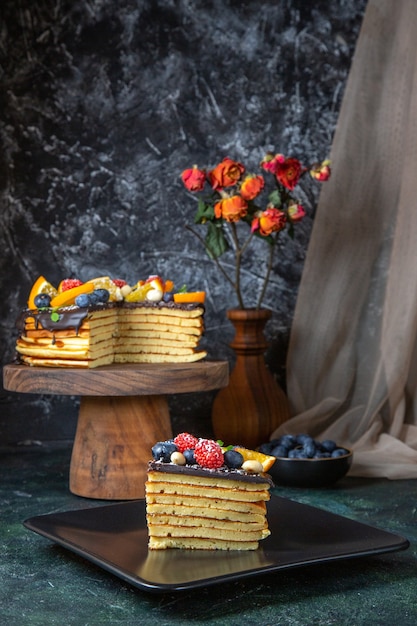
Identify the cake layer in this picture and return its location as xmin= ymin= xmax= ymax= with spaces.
xmin=16 ymin=301 xmax=206 ymax=367
xmin=145 ymin=481 xmax=270 ymax=502
xmin=146 ymin=503 xmax=266 ymax=523
xmin=147 ymin=513 xmax=267 ymax=531
xmin=147 ymin=523 xmax=270 ymax=542
xmin=114 ymin=351 xmax=207 ymax=363
xmin=148 ymin=537 xmax=260 ymax=550
xmin=145 ymin=493 xmax=267 ymax=515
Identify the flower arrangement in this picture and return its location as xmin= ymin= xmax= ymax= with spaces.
xmin=181 ymin=153 xmax=331 ymax=309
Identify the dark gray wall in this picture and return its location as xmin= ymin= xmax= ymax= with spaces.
xmin=0 ymin=0 xmax=367 ymax=445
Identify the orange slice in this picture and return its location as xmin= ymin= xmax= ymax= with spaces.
xmin=164 ymin=279 xmax=174 ymax=293
xmin=50 ymin=282 xmax=94 ymax=308
xmin=28 ymin=276 xmax=58 ymax=309
xmin=173 ymin=291 xmax=206 ymax=304
xmin=234 ymin=447 xmax=276 ymax=472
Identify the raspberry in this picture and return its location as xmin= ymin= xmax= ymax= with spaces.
xmin=112 ymin=279 xmax=127 ymax=288
xmin=173 ymin=432 xmax=199 ymax=453
xmin=194 ymin=439 xmax=224 ymax=469
xmin=60 ymin=278 xmax=83 ymax=292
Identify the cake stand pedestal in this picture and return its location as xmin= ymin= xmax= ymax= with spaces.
xmin=3 ymin=362 xmax=228 ymax=500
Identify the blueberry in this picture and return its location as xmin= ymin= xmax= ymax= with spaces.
xmin=224 ymin=449 xmax=244 ymax=469
xmin=314 ymin=451 xmax=331 ymax=458
xmin=152 ymin=441 xmax=178 ymax=462
xmin=332 ymin=448 xmax=349 ymax=458
xmin=88 ymin=290 xmax=102 ymax=304
xmin=34 ymin=293 xmax=51 ymax=308
xmin=163 ymin=293 xmax=174 ymax=302
xmin=288 ymin=448 xmax=308 ymax=459
xmin=303 ymin=440 xmax=317 ymax=458
xmin=296 ymin=434 xmax=313 ymax=445
xmin=183 ymin=448 xmax=196 ymax=464
xmin=279 ymin=434 xmax=297 ymax=449
xmin=75 ymin=293 xmax=91 ymax=307
xmin=320 ymin=439 xmax=337 ymax=453
xmin=93 ymin=288 xmax=110 ymax=303
xmin=258 ymin=442 xmax=274 ymax=455
xmin=271 ymin=445 xmax=289 ymax=458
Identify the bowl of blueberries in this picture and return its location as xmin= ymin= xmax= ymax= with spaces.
xmin=259 ymin=434 xmax=353 ymax=488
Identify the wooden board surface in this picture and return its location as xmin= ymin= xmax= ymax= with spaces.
xmin=3 ymin=361 xmax=229 ymax=396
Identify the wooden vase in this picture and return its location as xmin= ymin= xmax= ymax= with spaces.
xmin=211 ymin=308 xmax=290 ymax=449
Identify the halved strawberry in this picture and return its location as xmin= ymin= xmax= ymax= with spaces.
xmin=59 ymin=278 xmax=83 ymax=292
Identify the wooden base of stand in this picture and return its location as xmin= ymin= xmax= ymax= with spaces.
xmin=3 ymin=362 xmax=228 ymax=500
xmin=70 ymin=395 xmax=172 ymax=500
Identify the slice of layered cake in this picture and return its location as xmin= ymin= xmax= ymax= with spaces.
xmin=15 ymin=275 xmax=207 ymax=367
xmin=146 ymin=433 xmax=275 ymax=550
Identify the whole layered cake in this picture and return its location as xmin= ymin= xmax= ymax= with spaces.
xmin=15 ymin=275 xmax=207 ymax=367
xmin=146 ymin=433 xmax=276 ymax=550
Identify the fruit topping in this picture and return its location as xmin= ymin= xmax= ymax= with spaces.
xmin=27 ymin=276 xmax=58 ymax=309
xmin=86 ymin=276 xmax=123 ymax=302
xmin=183 ymin=448 xmax=196 ymax=464
xmin=152 ymin=440 xmax=178 ymax=462
xmin=50 ymin=282 xmax=95 ymax=309
xmin=74 ymin=289 xmax=110 ymax=308
xmin=194 ymin=439 xmax=224 ymax=469
xmin=150 ymin=433 xmax=272 ymax=474
xmin=58 ymin=278 xmax=83 ymax=292
xmin=223 ymin=449 xmax=244 ymax=469
xmin=173 ymin=291 xmax=206 ymax=304
xmin=112 ymin=279 xmax=127 ymax=288
xmin=233 ymin=447 xmax=276 ymax=472
xmin=173 ymin=432 xmax=199 ymax=453
xmin=33 ymin=293 xmax=52 ymax=309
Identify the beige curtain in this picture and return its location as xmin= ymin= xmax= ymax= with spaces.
xmin=272 ymin=0 xmax=417 ymax=478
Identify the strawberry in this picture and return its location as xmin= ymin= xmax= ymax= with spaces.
xmin=112 ymin=279 xmax=127 ymax=288
xmin=194 ymin=439 xmax=224 ymax=469
xmin=60 ymin=278 xmax=83 ymax=292
xmin=174 ymin=432 xmax=199 ymax=453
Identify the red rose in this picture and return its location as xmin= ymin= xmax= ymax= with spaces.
xmin=240 ymin=174 xmax=265 ymax=201
xmin=251 ymin=207 xmax=286 ymax=236
xmin=209 ymin=158 xmax=245 ymax=190
xmin=287 ymin=201 xmax=306 ymax=223
xmin=310 ymin=160 xmax=331 ymax=181
xmin=181 ymin=166 xmax=206 ymax=192
xmin=274 ymin=157 xmax=303 ymax=190
xmin=214 ymin=195 xmax=248 ymax=222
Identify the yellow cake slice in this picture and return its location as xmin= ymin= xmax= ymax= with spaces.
xmin=145 ymin=433 xmax=275 ymax=551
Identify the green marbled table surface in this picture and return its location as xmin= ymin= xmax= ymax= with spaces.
xmin=1 ymin=444 xmax=416 ymax=626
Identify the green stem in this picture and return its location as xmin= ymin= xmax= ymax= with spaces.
xmin=256 ymin=233 xmax=278 ymax=309
xmin=185 ymin=224 xmax=236 ymax=293
xmin=229 ymin=223 xmax=245 ymax=309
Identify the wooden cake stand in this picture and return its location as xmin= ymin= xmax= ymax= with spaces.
xmin=3 ymin=361 xmax=229 ymax=500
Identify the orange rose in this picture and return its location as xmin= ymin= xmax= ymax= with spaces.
xmin=181 ymin=166 xmax=206 ymax=191
xmin=214 ymin=195 xmax=248 ymax=222
xmin=240 ymin=174 xmax=265 ymax=201
xmin=310 ymin=160 xmax=331 ymax=181
xmin=251 ymin=207 xmax=286 ymax=236
xmin=287 ymin=201 xmax=306 ymax=222
xmin=274 ymin=156 xmax=303 ymax=190
xmin=209 ymin=158 xmax=245 ymax=190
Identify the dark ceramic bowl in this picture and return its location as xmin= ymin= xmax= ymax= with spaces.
xmin=268 ymin=449 xmax=353 ymax=488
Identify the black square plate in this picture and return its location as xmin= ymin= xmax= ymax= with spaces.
xmin=23 ymin=496 xmax=409 ymax=593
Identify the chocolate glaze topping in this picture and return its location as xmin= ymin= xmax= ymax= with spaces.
xmin=16 ymin=300 xmax=204 ymax=335
xmin=148 ymin=460 xmax=274 ymax=486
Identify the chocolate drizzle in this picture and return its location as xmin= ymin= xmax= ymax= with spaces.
xmin=148 ymin=460 xmax=274 ymax=486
